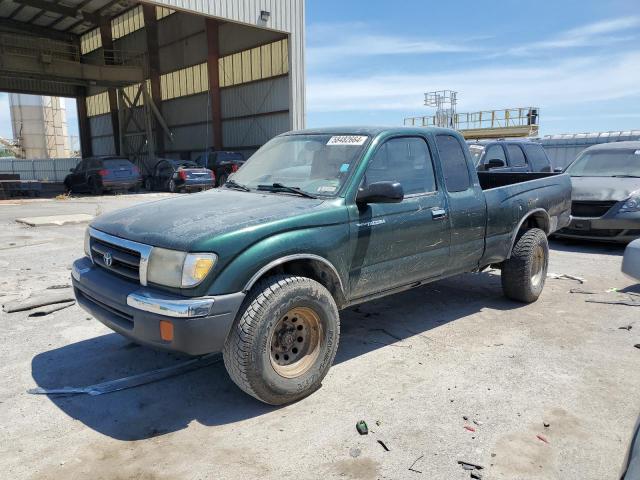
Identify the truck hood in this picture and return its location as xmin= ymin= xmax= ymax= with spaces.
xmin=570 ymin=176 xmax=640 ymax=202
xmin=91 ymin=189 xmax=327 ymax=251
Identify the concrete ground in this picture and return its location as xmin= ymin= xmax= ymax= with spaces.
xmin=0 ymin=193 xmax=639 ymax=480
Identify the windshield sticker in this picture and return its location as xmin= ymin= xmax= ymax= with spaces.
xmin=635 ymin=150 xmax=640 ymax=155
xmin=317 ymin=185 xmax=337 ymax=193
xmin=339 ymin=163 xmax=350 ymax=173
xmin=327 ymin=136 xmax=367 ymax=146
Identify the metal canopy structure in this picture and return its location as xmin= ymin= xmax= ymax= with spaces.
xmin=1 ymin=0 xmax=306 ymax=170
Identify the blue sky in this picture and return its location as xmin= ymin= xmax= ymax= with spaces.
xmin=1 ymin=0 xmax=639 ymax=140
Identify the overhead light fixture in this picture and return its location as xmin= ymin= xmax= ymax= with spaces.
xmin=260 ymin=10 xmax=270 ymax=22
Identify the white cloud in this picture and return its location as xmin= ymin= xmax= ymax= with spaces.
xmin=501 ymin=16 xmax=640 ymax=56
xmin=307 ymin=22 xmax=480 ymax=66
xmin=307 ymin=51 xmax=640 ymax=114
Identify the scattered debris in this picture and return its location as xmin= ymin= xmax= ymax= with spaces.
xmin=473 ymin=420 xmax=483 ymax=426
xmin=457 ymin=460 xmax=484 ymax=470
xmin=356 ymin=420 xmax=368 ymax=435
xmin=619 ymin=325 xmax=633 ymax=331
xmin=28 ymin=300 xmax=75 ymax=317
xmin=464 ymin=425 xmax=476 ymax=432
xmin=3 ymin=292 xmax=75 ymax=313
xmin=375 ymin=420 xmax=382 ymax=426
xmin=634 ymin=344 xmax=640 ymax=350
xmin=586 ymin=298 xmax=640 ymax=307
xmin=408 ymin=455 xmax=424 ymax=474
xmin=547 ymin=272 xmax=585 ymax=283
xmin=27 ymin=354 xmax=220 ymax=396
xmin=377 ymin=440 xmax=390 ymax=452
xmin=543 ymin=422 xmax=550 ymax=428
xmin=463 ymin=415 xmax=469 ymax=421
xmin=569 ymin=288 xmax=598 ymax=295
xmin=470 ymin=471 xmax=483 ymax=479
xmin=46 ymin=284 xmax=71 ymax=290
xmin=15 ymin=213 xmax=93 ymax=227
xmin=368 ymin=340 xmax=412 ymax=349
xmin=349 ymin=447 xmax=361 ymax=458
xmin=536 ymin=434 xmax=549 ymax=444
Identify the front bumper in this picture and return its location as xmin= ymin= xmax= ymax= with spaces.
xmin=72 ymin=257 xmax=245 ymax=355
xmin=555 ymin=215 xmax=640 ymax=243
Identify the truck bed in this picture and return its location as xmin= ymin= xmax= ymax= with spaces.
xmin=479 ymin=171 xmax=572 ymax=266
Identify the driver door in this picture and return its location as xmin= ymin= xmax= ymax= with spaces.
xmin=348 ymin=136 xmax=451 ymax=299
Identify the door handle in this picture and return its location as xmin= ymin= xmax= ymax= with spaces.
xmin=431 ymin=208 xmax=447 ymax=220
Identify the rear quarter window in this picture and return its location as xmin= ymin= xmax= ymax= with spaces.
xmin=522 ymin=144 xmax=551 ymax=172
xmin=435 ymin=135 xmax=471 ymax=192
xmin=506 ymin=145 xmax=527 ymax=167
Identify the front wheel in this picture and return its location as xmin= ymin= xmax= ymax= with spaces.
xmin=223 ymin=275 xmax=340 ymax=405
xmin=501 ymin=228 xmax=549 ymax=303
xmin=88 ymin=177 xmax=103 ymax=195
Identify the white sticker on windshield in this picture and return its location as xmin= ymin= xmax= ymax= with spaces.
xmin=635 ymin=150 xmax=640 ymax=155
xmin=327 ymin=136 xmax=367 ymax=146
xmin=317 ymin=185 xmax=337 ymax=193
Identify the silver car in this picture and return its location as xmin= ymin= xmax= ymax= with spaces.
xmin=555 ymin=141 xmax=640 ymax=243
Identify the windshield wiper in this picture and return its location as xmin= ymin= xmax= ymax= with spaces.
xmin=257 ymin=183 xmax=318 ymax=199
xmin=612 ymin=175 xmax=640 ymax=178
xmin=224 ymin=179 xmax=251 ymax=192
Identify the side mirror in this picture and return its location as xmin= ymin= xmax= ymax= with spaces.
xmin=486 ymin=159 xmax=506 ymax=170
xmin=357 ymin=181 xmax=404 ymax=205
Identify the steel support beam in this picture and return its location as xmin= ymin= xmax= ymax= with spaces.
xmin=76 ymin=89 xmax=93 ymax=157
xmin=142 ymin=4 xmax=163 ymax=154
xmin=206 ymin=19 xmax=223 ymax=151
xmin=13 ymin=0 xmax=101 ymax=25
xmin=100 ymin=21 xmax=121 ymax=155
xmin=0 ymin=18 xmax=76 ymax=42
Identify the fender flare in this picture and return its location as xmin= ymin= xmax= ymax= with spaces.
xmin=507 ymin=208 xmax=551 ymax=258
xmin=243 ymin=253 xmax=345 ymax=294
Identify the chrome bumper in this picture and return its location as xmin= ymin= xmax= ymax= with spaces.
xmin=126 ymin=291 xmax=215 ymax=318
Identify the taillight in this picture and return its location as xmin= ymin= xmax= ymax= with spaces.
xmin=231 ymin=164 xmax=239 ymax=172
xmin=178 ymin=170 xmax=187 ymax=180
xmin=98 ymin=169 xmax=109 ymax=177
xmin=209 ymin=169 xmax=215 ymax=181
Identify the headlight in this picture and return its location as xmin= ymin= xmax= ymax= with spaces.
xmin=84 ymin=228 xmax=91 ymax=258
xmin=147 ymin=248 xmax=217 ymax=288
xmin=619 ymin=191 xmax=640 ymax=213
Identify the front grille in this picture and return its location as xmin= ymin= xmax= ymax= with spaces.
xmin=91 ymin=237 xmax=141 ymax=282
xmin=571 ymin=201 xmax=617 ymax=218
xmin=77 ymin=290 xmax=134 ymax=328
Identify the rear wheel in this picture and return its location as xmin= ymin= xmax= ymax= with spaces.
xmin=501 ymin=228 xmax=549 ymax=303
xmin=223 ymin=275 xmax=340 ymax=405
xmin=217 ymin=173 xmax=228 ymax=187
xmin=88 ymin=177 xmax=103 ymax=195
xmin=168 ymin=179 xmax=177 ymax=193
xmin=63 ymin=180 xmax=72 ymax=194
xmin=144 ymin=178 xmax=153 ymax=191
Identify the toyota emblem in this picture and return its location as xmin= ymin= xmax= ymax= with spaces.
xmin=103 ymin=251 xmax=113 ymax=267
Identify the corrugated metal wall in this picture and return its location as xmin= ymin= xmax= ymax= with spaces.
xmin=89 ymin=114 xmax=116 ymax=156
xmin=541 ymin=130 xmax=640 ymax=169
xmin=150 ymin=0 xmax=305 ymax=130
xmin=0 ymin=157 xmax=80 ymax=182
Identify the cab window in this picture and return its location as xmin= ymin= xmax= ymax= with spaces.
xmin=364 ymin=137 xmax=436 ymax=195
xmin=507 ymin=145 xmax=527 ymax=168
xmin=436 ymin=135 xmax=471 ymax=192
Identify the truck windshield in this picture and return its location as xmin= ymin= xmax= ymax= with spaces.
xmin=566 ymin=150 xmax=640 ymax=177
xmin=230 ymin=134 xmax=369 ymax=196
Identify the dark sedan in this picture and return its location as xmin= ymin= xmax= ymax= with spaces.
xmin=555 ymin=141 xmax=640 ymax=243
xmin=144 ymin=159 xmax=215 ymax=193
xmin=64 ymin=157 xmax=141 ymax=195
xmin=196 ymin=150 xmax=245 ymax=186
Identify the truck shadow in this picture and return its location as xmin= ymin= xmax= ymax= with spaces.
xmin=549 ymin=238 xmax=626 ymax=256
xmin=31 ymin=271 xmax=520 ymax=441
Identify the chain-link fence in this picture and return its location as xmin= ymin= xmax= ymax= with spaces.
xmin=0 ymin=158 xmax=81 ymax=182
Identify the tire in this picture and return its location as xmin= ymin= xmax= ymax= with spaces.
xmin=217 ymin=173 xmax=228 ymax=187
xmin=144 ymin=178 xmax=153 ymax=191
xmin=88 ymin=177 xmax=103 ymax=195
xmin=223 ymin=275 xmax=340 ymax=405
xmin=501 ymin=228 xmax=549 ymax=303
xmin=168 ymin=179 xmax=177 ymax=193
xmin=63 ymin=180 xmax=71 ymax=194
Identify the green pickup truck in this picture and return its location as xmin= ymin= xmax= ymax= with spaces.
xmin=72 ymin=127 xmax=571 ymax=404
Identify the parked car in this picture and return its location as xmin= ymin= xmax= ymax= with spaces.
xmin=144 ymin=159 xmax=215 ymax=193
xmin=195 ymin=150 xmax=245 ymax=186
xmin=555 ymin=141 xmax=640 ymax=243
xmin=468 ymin=140 xmax=552 ymax=173
xmin=64 ymin=156 xmax=141 ymax=195
xmin=72 ymin=126 xmax=571 ymax=405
